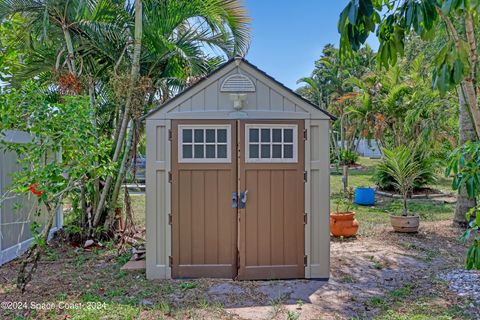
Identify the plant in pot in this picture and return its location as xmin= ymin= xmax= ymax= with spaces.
xmin=382 ymin=146 xmax=427 ymax=233
xmin=330 ymin=188 xmax=359 ymax=237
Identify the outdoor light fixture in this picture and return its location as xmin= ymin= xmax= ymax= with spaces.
xmin=230 ymin=93 xmax=247 ymax=111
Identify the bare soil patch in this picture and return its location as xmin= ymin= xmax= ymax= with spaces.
xmin=0 ymin=221 xmax=478 ymax=319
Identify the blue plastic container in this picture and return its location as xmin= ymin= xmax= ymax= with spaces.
xmin=354 ymin=187 xmax=375 ymax=205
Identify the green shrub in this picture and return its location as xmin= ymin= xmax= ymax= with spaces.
xmin=373 ymin=147 xmax=438 ymax=191
xmin=331 ymin=149 xmax=359 ymax=165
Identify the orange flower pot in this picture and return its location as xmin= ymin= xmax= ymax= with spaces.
xmin=330 ymin=212 xmax=359 ymax=237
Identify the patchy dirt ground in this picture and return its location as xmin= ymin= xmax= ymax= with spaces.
xmin=1 ymin=221 xmax=479 ymax=319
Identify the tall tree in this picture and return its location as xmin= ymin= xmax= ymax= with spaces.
xmin=0 ymin=0 xmax=251 ymax=236
xmin=338 ymin=0 xmax=479 ymax=226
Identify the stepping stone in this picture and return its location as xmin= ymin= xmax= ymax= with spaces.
xmin=120 ymin=259 xmax=146 ymax=271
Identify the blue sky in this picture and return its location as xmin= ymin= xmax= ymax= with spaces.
xmin=243 ymin=0 xmax=379 ymax=90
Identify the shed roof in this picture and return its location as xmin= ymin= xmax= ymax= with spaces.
xmin=144 ymin=57 xmax=336 ymax=121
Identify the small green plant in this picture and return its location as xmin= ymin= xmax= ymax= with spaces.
xmin=106 ymin=288 xmax=125 ymax=298
xmin=116 ymin=253 xmax=131 ymax=265
xmin=179 ymin=281 xmax=197 ymax=291
xmin=339 ymin=275 xmax=356 ymax=283
xmin=373 ymin=147 xmax=437 ymax=192
xmin=81 ymin=292 xmax=102 ymax=302
xmin=74 ymin=254 xmax=88 ymax=267
xmin=369 ymin=296 xmax=385 ymax=306
xmin=287 ymin=310 xmax=300 ymax=320
xmin=45 ymin=249 xmax=60 ymax=261
xmin=340 ymin=149 xmax=359 ymax=165
xmin=55 ymin=292 xmax=68 ymax=301
xmin=379 ymin=146 xmax=429 ymax=216
xmin=155 ymin=302 xmax=170 ymax=314
xmin=296 ymin=299 xmax=304 ymax=310
xmin=390 ymin=285 xmax=413 ymax=299
xmin=197 ymin=299 xmax=210 ymax=309
xmin=333 ymin=187 xmax=354 ymax=213
xmin=367 ymin=255 xmax=383 ymax=270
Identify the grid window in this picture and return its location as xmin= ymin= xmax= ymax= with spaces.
xmin=246 ymin=125 xmax=298 ymax=163
xmin=179 ymin=125 xmax=231 ymax=163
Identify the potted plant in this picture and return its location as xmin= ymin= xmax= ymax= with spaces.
xmin=330 ymin=188 xmax=359 ymax=237
xmin=382 ymin=146 xmax=427 ymax=233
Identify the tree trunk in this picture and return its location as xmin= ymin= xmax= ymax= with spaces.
xmin=464 ymin=14 xmax=480 ymax=138
xmin=92 ymin=0 xmax=143 ymax=228
xmin=105 ymin=120 xmax=135 ymax=230
xmin=62 ymin=27 xmax=77 ymax=77
xmin=403 ymin=194 xmax=408 ymax=216
xmin=454 ymin=87 xmax=477 ymax=227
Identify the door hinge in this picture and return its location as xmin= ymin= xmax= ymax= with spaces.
xmin=168 ymin=171 xmax=172 ymax=183
xmin=304 ymin=213 xmax=308 ymax=225
xmin=304 ymin=171 xmax=308 ymax=183
xmin=303 ymin=129 xmax=308 ymax=141
xmin=236 ymin=249 xmax=240 ymax=269
xmin=169 ymin=256 xmax=173 ymax=267
xmin=168 ymin=129 xmax=172 ymax=141
xmin=304 ymin=255 xmax=308 ymax=267
xmin=168 ymin=213 xmax=172 ymax=225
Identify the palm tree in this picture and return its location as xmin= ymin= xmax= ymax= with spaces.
xmin=382 ymin=147 xmax=428 ymax=216
xmin=0 ymin=0 xmax=251 ymax=233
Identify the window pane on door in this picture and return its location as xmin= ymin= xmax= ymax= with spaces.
xmin=194 ymin=145 xmax=204 ymax=158
xmin=246 ymin=125 xmax=298 ymax=163
xmin=183 ymin=145 xmax=193 ymax=158
xmin=183 ymin=129 xmax=192 ymax=143
xmin=249 ymin=144 xmax=259 ymax=158
xmin=261 ymin=129 xmax=270 ymax=142
xmin=272 ymin=129 xmax=282 ymax=142
xmin=249 ymin=129 xmax=259 ymax=142
xmin=217 ymin=129 xmax=227 ymax=143
xmin=179 ymin=125 xmax=231 ymax=163
xmin=206 ymin=145 xmax=215 ymax=158
xmin=217 ymin=144 xmax=227 ymax=158
xmin=194 ymin=129 xmax=204 ymax=143
xmin=206 ymin=129 xmax=215 ymax=143
xmin=261 ymin=144 xmax=270 ymax=158
xmin=284 ymin=145 xmax=293 ymax=158
xmin=283 ymin=129 xmax=293 ymax=143
xmin=272 ymin=144 xmax=282 ymax=158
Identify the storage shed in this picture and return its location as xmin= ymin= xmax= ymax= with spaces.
xmin=145 ymin=58 xmax=334 ymax=280
xmin=0 ymin=130 xmax=63 ymax=266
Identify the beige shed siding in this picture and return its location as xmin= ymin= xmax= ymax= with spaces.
xmin=306 ymin=120 xmax=330 ymax=278
xmin=145 ymin=58 xmax=331 ymax=279
xmin=145 ymin=119 xmax=172 ymax=279
xmin=166 ymin=68 xmax=306 ymax=113
xmin=151 ymin=64 xmax=322 ymax=119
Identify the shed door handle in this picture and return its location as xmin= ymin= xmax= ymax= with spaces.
xmin=239 ymin=190 xmax=248 ymax=209
xmin=231 ymin=192 xmax=238 ymax=209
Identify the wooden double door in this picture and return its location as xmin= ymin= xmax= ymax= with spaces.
xmin=171 ymin=120 xmax=305 ymax=280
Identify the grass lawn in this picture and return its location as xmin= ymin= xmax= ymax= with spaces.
xmin=2 ymin=156 xmax=474 ymax=320
xmin=330 ymin=157 xmax=455 ymax=236
xmin=129 ymin=156 xmax=457 ymax=236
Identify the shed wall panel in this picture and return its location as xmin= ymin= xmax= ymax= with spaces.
xmin=256 ymin=81 xmax=270 ymax=108
xmin=191 ymin=91 xmax=205 ymax=111
xmin=146 ymin=120 xmax=171 ymax=279
xmin=204 ymin=82 xmax=219 ymax=110
xmin=307 ymin=120 xmax=330 ymax=278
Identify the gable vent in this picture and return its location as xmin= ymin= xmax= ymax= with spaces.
xmin=220 ymin=74 xmax=256 ymax=92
